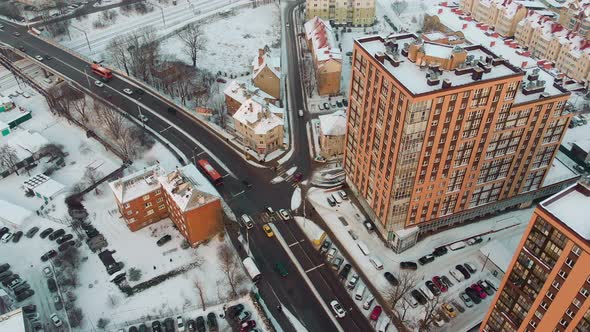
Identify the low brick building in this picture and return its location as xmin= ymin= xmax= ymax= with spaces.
xmin=304 ymin=17 xmax=343 ymax=96
xmin=109 ymin=164 xmax=223 ymax=246
xmin=251 ymin=48 xmax=281 ymax=99
xmin=319 ymin=111 xmax=347 ymax=158
xmin=233 ymin=98 xmax=284 ymax=155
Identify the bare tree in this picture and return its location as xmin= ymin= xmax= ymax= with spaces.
xmin=39 ymin=143 xmax=66 ymax=160
xmin=94 ymin=102 xmax=126 ymax=141
xmin=46 ymin=84 xmax=77 ymax=118
xmin=386 ymin=271 xmax=418 ymax=312
xmin=391 ymin=0 xmax=408 ymax=15
xmin=83 ymin=165 xmax=104 ymax=194
xmin=70 ymin=93 xmax=89 ymax=124
xmin=194 ymin=278 xmax=207 ymax=310
xmin=0 ymin=145 xmax=20 ymax=175
xmin=68 ymin=307 xmax=84 ymax=327
xmin=106 ymin=36 xmax=131 ymax=76
xmin=419 ymin=295 xmax=445 ymax=332
xmin=217 ymin=243 xmax=243 ymax=298
xmin=177 ymin=23 xmax=206 ymax=68
xmin=116 ymin=126 xmax=141 ymax=162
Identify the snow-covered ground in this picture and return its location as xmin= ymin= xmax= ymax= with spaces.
xmin=161 ymin=3 xmax=281 ymax=77
xmin=307 ymin=187 xmax=535 ymax=331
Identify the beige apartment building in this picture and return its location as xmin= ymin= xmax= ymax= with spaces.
xmin=224 ymin=79 xmax=276 ymax=115
xmin=306 ymin=0 xmax=375 ymax=26
xmin=304 ymin=17 xmax=343 ymax=96
xmin=233 ymin=98 xmax=284 ymax=155
xmin=515 ymin=12 xmax=590 ymax=82
xmin=459 ymin=0 xmax=532 ymax=36
xmin=557 ymin=0 xmax=590 ymax=39
xmin=344 ymin=34 xmax=574 ymax=252
xmin=252 ymin=48 xmax=281 ymax=99
xmin=319 ymin=110 xmax=347 ymax=158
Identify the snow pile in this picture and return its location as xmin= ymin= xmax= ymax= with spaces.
xmin=233 ymin=99 xmax=284 ymax=135
xmin=291 ymin=187 xmax=302 ymax=210
xmin=318 ymin=111 xmax=347 ymax=136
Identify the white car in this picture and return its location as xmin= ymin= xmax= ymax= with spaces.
xmin=241 ymin=214 xmax=254 ymax=229
xmin=123 ymin=88 xmax=133 ymax=95
xmin=338 ymin=190 xmax=348 ymax=200
xmin=298 ymin=109 xmax=303 ymax=117
xmin=94 ymin=80 xmax=104 ymax=87
xmin=279 ymin=209 xmax=290 ymax=221
xmin=449 ymin=269 xmax=464 ymax=282
xmin=330 ymin=300 xmax=346 ymax=318
xmin=43 ymin=266 xmax=53 ymax=278
xmin=176 ymin=315 xmax=184 ymax=331
xmin=50 ymin=313 xmax=62 ymax=327
xmin=139 ymin=114 xmax=148 ymax=122
xmin=1 ymin=232 xmax=12 ymax=243
xmin=35 ymin=55 xmax=43 ymax=61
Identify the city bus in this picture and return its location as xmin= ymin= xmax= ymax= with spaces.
xmin=90 ymin=63 xmax=113 ymax=81
xmin=197 ymin=159 xmax=222 ymax=185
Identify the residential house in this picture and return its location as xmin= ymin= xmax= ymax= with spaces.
xmin=318 ymin=110 xmax=347 ymax=158
xmin=233 ymin=98 xmax=284 ymax=155
xmin=224 ymin=78 xmax=276 ymax=115
xmin=251 ymin=48 xmax=281 ymax=99
xmin=304 ymin=17 xmax=343 ymax=96
xmin=306 ymin=0 xmax=375 ymax=26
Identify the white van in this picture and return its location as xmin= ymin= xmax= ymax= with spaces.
xmin=362 ymin=295 xmax=374 ymax=309
xmin=377 ymin=316 xmax=391 ymax=332
xmin=332 ymin=192 xmax=343 ymax=204
xmin=240 ymin=214 xmax=254 ymax=229
xmin=357 ymin=241 xmax=370 ymax=256
xmin=419 ymin=286 xmax=434 ymax=300
xmin=369 ymin=257 xmax=384 ymax=270
xmin=355 ymin=284 xmax=366 ymax=301
xmin=449 ymin=241 xmax=466 ymax=251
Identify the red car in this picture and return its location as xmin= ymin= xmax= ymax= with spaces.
xmin=216 ymin=78 xmax=227 ymax=83
xmin=370 ymin=305 xmax=382 ymax=321
xmin=240 ymin=320 xmax=256 ymax=332
xmin=471 ymin=283 xmax=487 ymax=299
xmin=432 ymin=276 xmax=448 ymax=292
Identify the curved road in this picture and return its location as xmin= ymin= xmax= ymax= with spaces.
xmin=0 ymin=3 xmax=373 ymax=331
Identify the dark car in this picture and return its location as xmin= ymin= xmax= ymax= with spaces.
xmin=0 ymin=263 xmax=9 ymax=274
xmin=25 ymin=227 xmax=39 ymax=238
xmin=86 ymin=228 xmax=99 ymax=238
xmin=186 ymin=319 xmax=195 ymax=332
xmin=418 ymin=255 xmax=435 ymax=265
xmin=464 ymin=263 xmax=477 ymax=274
xmin=22 ymin=304 xmax=36 ymax=313
xmin=15 ymin=289 xmax=34 ymax=302
xmin=228 ymin=304 xmax=244 ymax=318
xmin=196 ymin=316 xmax=206 ymax=332
xmin=206 ymin=312 xmax=218 ymax=332
xmin=129 ymin=326 xmax=139 ymax=332
xmin=39 ymin=228 xmax=54 ymax=239
xmin=58 ymin=240 xmax=76 ymax=251
xmin=242 ymin=180 xmax=252 ymax=188
xmin=41 ymin=250 xmax=57 ymax=262
xmin=11 ymin=231 xmax=23 ymax=243
xmin=2 ymin=274 xmax=18 ymax=286
xmin=14 ymin=283 xmax=30 ymax=295
xmin=400 ymin=261 xmax=418 ymax=270
xmin=47 ymin=278 xmax=57 ymax=292
xmin=134 ymin=88 xmax=145 ymax=95
xmin=167 ymin=107 xmax=177 ymax=115
xmin=456 ymin=264 xmax=471 ymax=279
xmin=441 ymin=275 xmax=454 ymax=288
xmin=157 ymin=235 xmax=172 ymax=246
xmin=138 ymin=324 xmax=148 ymax=332
xmin=0 ymin=271 xmax=11 ymax=282
xmin=45 ymin=55 xmax=52 ymax=60
xmin=342 ymin=99 xmax=348 ymax=107
xmin=384 ymin=272 xmax=399 ymax=286
xmin=323 ymin=102 xmax=330 ymax=110
xmin=164 ymin=318 xmax=174 ymax=331
xmin=56 ymin=234 xmax=73 ymax=244
xmin=478 ymin=280 xmax=494 ymax=296
xmin=339 ymin=264 xmax=352 ymax=280
xmin=336 ymin=101 xmax=343 ymax=108
xmin=432 ymin=276 xmax=447 ymax=292
xmin=240 ymin=320 xmax=256 ymax=332
xmin=465 ymin=287 xmax=481 ymax=304
xmin=411 ymin=289 xmax=427 ymax=305
xmin=48 ymin=229 xmax=65 ymax=241
xmin=151 ymin=320 xmax=162 ymax=332
xmin=18 ymin=45 xmax=25 ymax=52
xmin=216 ymin=78 xmax=227 ymax=83
xmin=426 ymin=281 xmax=441 ymax=296
xmin=0 ymin=227 xmax=9 ymax=237
xmin=433 ymin=246 xmax=448 ymax=257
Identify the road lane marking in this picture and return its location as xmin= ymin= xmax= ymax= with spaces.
xmin=288 ymin=240 xmax=301 ymax=247
xmin=197 ymin=151 xmax=206 ymax=156
xmin=305 ymin=263 xmax=324 ymax=273
xmin=222 ymin=173 xmax=231 ymax=178
xmin=159 ymin=125 xmax=172 ymax=133
xmin=231 ymin=190 xmax=245 ymax=198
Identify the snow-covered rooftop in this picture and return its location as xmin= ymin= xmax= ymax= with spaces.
xmin=0 ymin=96 xmax=13 ymax=106
xmin=233 ymin=98 xmax=284 ymax=135
xmin=158 ymin=164 xmax=219 ymax=213
xmin=109 ymin=164 xmax=164 ymax=204
xmin=224 ymin=78 xmax=275 ymax=105
xmin=0 ymin=200 xmax=33 ymax=227
xmin=541 ymin=182 xmax=590 ymax=240
xmin=356 ymin=34 xmax=520 ymax=95
xmin=319 ymin=111 xmax=347 ymax=136
xmin=252 ymin=48 xmax=280 ymax=79
xmin=23 ymin=174 xmax=65 ymax=199
xmin=0 ymin=309 xmax=25 ymax=332
xmin=542 ymin=154 xmax=579 ymax=187
xmin=1 ymin=129 xmax=49 ymax=160
xmin=513 ymin=67 xmax=567 ymax=104
xmin=0 ymin=108 xmax=30 ymax=127
xmin=304 ymin=16 xmax=342 ymax=62
xmin=479 ymin=240 xmax=514 ymax=272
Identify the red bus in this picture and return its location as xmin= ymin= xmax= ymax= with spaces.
xmin=197 ymin=159 xmax=222 ymax=185
xmin=91 ymin=63 xmax=113 ymax=81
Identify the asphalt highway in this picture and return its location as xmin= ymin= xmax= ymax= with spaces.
xmin=0 ymin=5 xmax=373 ymax=331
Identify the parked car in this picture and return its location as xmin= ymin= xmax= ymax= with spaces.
xmin=451 ymin=300 xmax=465 ymax=313
xmin=48 ymin=229 xmax=65 ymax=241
xmin=54 ymin=295 xmax=63 ymax=310
xmin=176 ymin=316 xmax=184 ymax=332
xmin=441 ymin=275 xmax=454 ymax=288
xmin=418 ymin=255 xmax=434 ymax=265
xmin=151 ymin=320 xmax=162 ymax=332
xmin=58 ymin=240 xmax=75 ymax=251
xmin=236 ymin=310 xmax=251 ymax=322
xmin=363 ymin=220 xmax=374 ymax=232
xmin=338 ymin=190 xmax=348 ymax=200
xmin=0 ymin=264 xmax=9 ymax=274
xmin=432 ymin=246 xmax=448 ymax=257
xmin=331 ymin=257 xmax=343 ymax=270
xmin=320 ymin=240 xmax=331 ymax=254
xmin=56 ymin=234 xmax=73 ymax=244
xmin=450 ymin=269 xmax=465 ymax=282
xmin=384 ymin=272 xmax=399 ymax=286
xmin=16 ymin=289 xmax=34 ymax=302
xmin=426 ymin=281 xmax=441 ymax=296
xmin=195 ymin=317 xmax=206 ymax=332
xmin=336 ymin=100 xmax=343 ymax=108
xmin=370 ymin=305 xmax=382 ymax=321
xmin=466 ymin=237 xmax=483 ymax=245
xmin=323 ymin=102 xmax=330 ymax=110
xmin=339 ymin=264 xmax=351 ymax=280
xmin=400 ymin=261 xmax=418 ymax=270
xmin=206 ymin=312 xmax=218 ymax=332
xmin=330 ymin=300 xmax=346 ymax=318
xmin=441 ymin=303 xmax=457 ymax=318
xmin=228 ymin=304 xmax=244 ymax=318
xmin=43 ymin=266 xmax=53 ymax=278
xmin=456 ymin=264 xmax=471 ymax=279
xmin=41 ymin=250 xmax=57 ymax=262
xmin=411 ymin=289 xmax=427 ymax=305
xmin=478 ymin=280 xmax=495 ymax=296
xmin=134 ymin=88 xmax=145 ymax=95
xmin=47 ymin=278 xmax=57 ymax=292
xmin=50 ymin=313 xmax=62 ymax=327
xmin=342 ymin=99 xmax=348 ymax=107
xmin=465 ymin=287 xmax=481 ymax=304
xmin=279 ymin=209 xmax=291 ymax=221
xmin=470 ymin=283 xmax=487 ymax=299
xmin=274 ymin=262 xmax=288 ymax=277
xmin=241 ymin=214 xmax=254 ymax=230
xmin=164 ymin=318 xmax=175 ymax=331
xmin=347 ymin=274 xmax=359 ymax=289
xmin=1 ymin=232 xmax=13 ymax=243
xmin=327 ymin=196 xmax=336 ymax=206
xmin=39 ymin=228 xmax=53 ymax=239
xmin=326 ymin=247 xmax=337 ymax=261
xmin=432 ymin=276 xmax=447 ymax=292
xmin=0 ymin=271 xmax=11 ymax=282
xmin=240 ymin=320 xmax=256 ymax=332
xmin=460 ymin=292 xmax=474 ymax=307
xmin=362 ymin=295 xmax=374 ymax=310
xmin=25 ymin=227 xmax=39 ymax=238
xmin=464 ymin=262 xmax=477 ymax=274
xmin=156 ymin=235 xmax=172 ymax=246
xmin=11 ymin=231 xmax=23 ymax=243
xmin=0 ymin=227 xmax=8 ymax=237
xmin=22 ymin=304 xmax=36 ymax=314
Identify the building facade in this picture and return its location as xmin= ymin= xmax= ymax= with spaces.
xmin=344 ymin=34 xmax=572 ymax=252
xmin=233 ymin=98 xmax=284 ymax=155
xmin=306 ymin=0 xmax=375 ymax=26
xmin=557 ymin=0 xmax=590 ymax=39
xmin=224 ymin=79 xmax=276 ymax=115
xmin=252 ymin=48 xmax=281 ymax=99
xmin=459 ymin=0 xmax=529 ymax=37
xmin=481 ymin=182 xmax=590 ymax=332
xmin=304 ymin=17 xmax=343 ymax=96
xmin=319 ymin=110 xmax=347 ymax=158
xmin=109 ymin=164 xmax=223 ymax=246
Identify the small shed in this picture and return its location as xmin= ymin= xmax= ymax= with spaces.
xmin=23 ymin=174 xmax=65 ymax=202
xmin=0 ymin=200 xmax=33 ymax=231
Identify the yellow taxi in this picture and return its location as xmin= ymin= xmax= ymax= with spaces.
xmin=262 ymin=224 xmax=274 ymax=238
xmin=441 ymin=303 xmax=457 ymax=318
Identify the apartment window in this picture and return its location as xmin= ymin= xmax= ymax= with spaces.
xmin=573 ymin=245 xmax=582 ymax=256
xmin=146 ymin=209 xmax=154 ymax=216
xmin=124 ymin=203 xmax=130 ymax=209
xmin=529 ymin=320 xmax=537 ymax=328
xmin=145 ymin=202 xmax=152 ymax=208
xmin=552 ymin=280 xmax=561 ymax=290
xmin=540 ymin=301 xmax=548 ymax=310
xmin=156 ymin=189 xmax=161 ymax=195
xmin=142 ymin=194 xmax=150 ymax=201
xmin=560 ymin=319 xmax=569 ymax=327
xmin=547 ymin=291 xmax=555 ymax=300
xmin=159 ymin=205 xmax=166 ymax=210
xmin=566 ymin=309 xmax=574 ymax=318
xmin=580 ymin=288 xmax=589 ymax=298
xmin=566 ymin=257 xmax=575 ymax=267
xmin=126 ymin=211 xmax=132 ymax=216
xmin=157 ymin=197 xmax=163 ymax=203
xmin=559 ymin=270 xmax=568 ymax=279
xmin=573 ymin=298 xmax=582 ymax=308
xmin=535 ymin=311 xmax=543 ymax=319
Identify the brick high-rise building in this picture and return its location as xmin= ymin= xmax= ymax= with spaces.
xmin=481 ymin=181 xmax=590 ymax=332
xmin=343 ymin=34 xmax=573 ymax=252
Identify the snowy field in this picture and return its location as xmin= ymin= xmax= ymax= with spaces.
xmin=161 ymin=3 xmax=281 ymax=76
xmin=306 ymin=187 xmax=535 ymax=331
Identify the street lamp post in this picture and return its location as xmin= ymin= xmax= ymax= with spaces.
xmin=83 ymin=68 xmax=91 ymax=88
xmin=71 ymin=24 xmax=91 ymax=52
